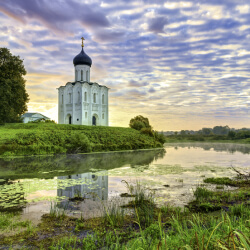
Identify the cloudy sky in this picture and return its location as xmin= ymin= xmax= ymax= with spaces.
xmin=0 ymin=0 xmax=249 ymax=130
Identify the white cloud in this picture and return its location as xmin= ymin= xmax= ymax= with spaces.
xmin=0 ymin=0 xmax=249 ymax=130
xmin=236 ymin=5 xmax=249 ymax=14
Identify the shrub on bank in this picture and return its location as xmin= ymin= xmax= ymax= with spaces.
xmin=67 ymin=133 xmax=92 ymax=153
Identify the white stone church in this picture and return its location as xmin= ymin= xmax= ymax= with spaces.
xmin=58 ymin=38 xmax=109 ymax=126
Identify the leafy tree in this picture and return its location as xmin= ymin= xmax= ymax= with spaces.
xmin=129 ymin=115 xmax=152 ymax=131
xmin=235 ymin=130 xmax=250 ymax=139
xmin=129 ymin=115 xmax=166 ymax=143
xmin=212 ymin=126 xmax=230 ymax=135
xmin=201 ymin=128 xmax=213 ymax=135
xmin=227 ymin=130 xmax=236 ymax=139
xmin=180 ymin=130 xmax=186 ymax=135
xmin=0 ymin=48 xmax=29 ymax=123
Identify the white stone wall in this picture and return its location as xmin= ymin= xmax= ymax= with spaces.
xmin=57 ymin=171 xmax=108 ymax=201
xmin=75 ymin=65 xmax=90 ymax=82
xmin=58 ymin=82 xmax=109 ymax=126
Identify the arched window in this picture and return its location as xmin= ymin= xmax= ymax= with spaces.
xmin=85 ymin=112 xmax=87 ymax=118
xmin=102 ymin=94 xmax=104 ymax=104
xmin=84 ymin=91 xmax=87 ymax=102
xmin=102 ymin=113 xmax=104 ymax=119
xmin=102 ymin=190 xmax=104 ymax=200
xmin=78 ymin=91 xmax=80 ymax=103
xmin=75 ymin=70 xmax=77 ymax=81
xmin=62 ymin=94 xmax=63 ymax=104
xmin=81 ymin=70 xmax=83 ymax=81
xmin=69 ymin=93 xmax=72 ymax=103
xmin=86 ymin=70 xmax=89 ymax=81
xmin=93 ymin=93 xmax=96 ymax=103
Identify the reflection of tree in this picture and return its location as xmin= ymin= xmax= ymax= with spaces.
xmin=130 ymin=149 xmax=166 ymax=168
xmin=129 ymin=149 xmax=166 ymax=172
xmin=202 ymin=145 xmax=212 ymax=151
xmin=154 ymin=149 xmax=166 ymax=161
xmin=0 ymin=148 xmax=166 ymax=180
xmin=166 ymin=143 xmax=250 ymax=154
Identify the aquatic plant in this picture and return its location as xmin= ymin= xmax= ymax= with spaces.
xmin=49 ymin=202 xmax=67 ymax=219
xmin=204 ymin=177 xmax=235 ymax=186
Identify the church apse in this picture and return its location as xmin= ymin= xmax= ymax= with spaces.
xmin=58 ymin=37 xmax=109 ymax=126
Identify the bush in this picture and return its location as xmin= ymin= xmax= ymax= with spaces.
xmin=67 ymin=133 xmax=92 ymax=153
xmin=141 ymin=127 xmax=154 ymax=136
xmin=154 ymin=131 xmax=166 ymax=144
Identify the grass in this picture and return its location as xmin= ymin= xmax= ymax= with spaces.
xmin=0 ymin=176 xmax=249 ymax=249
xmin=0 ymin=123 xmax=164 ymax=156
xmin=0 ymin=212 xmax=31 ymax=232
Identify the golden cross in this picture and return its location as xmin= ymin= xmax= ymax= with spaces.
xmin=81 ymin=37 xmax=85 ymax=48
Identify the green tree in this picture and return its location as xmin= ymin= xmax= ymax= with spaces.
xmin=180 ymin=130 xmax=186 ymax=135
xmin=129 ymin=115 xmax=165 ymax=144
xmin=235 ymin=130 xmax=250 ymax=139
xmin=129 ymin=115 xmax=152 ymax=131
xmin=0 ymin=48 xmax=29 ymax=123
xmin=227 ymin=130 xmax=236 ymax=139
xmin=212 ymin=126 xmax=230 ymax=135
xmin=201 ymin=128 xmax=212 ymax=135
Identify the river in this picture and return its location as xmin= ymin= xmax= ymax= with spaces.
xmin=0 ymin=142 xmax=249 ymax=223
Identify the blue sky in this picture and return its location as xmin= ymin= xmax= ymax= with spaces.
xmin=0 ymin=0 xmax=249 ymax=130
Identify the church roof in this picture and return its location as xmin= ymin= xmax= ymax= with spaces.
xmin=21 ymin=112 xmax=50 ymax=119
xmin=73 ymin=48 xmax=92 ymax=67
xmin=58 ymin=81 xmax=109 ymax=89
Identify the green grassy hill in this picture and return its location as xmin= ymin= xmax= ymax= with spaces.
xmin=0 ymin=123 xmax=164 ymax=157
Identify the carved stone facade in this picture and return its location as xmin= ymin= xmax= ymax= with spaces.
xmin=58 ymin=40 xmax=109 ymax=126
xmin=58 ymin=81 xmax=109 ymax=125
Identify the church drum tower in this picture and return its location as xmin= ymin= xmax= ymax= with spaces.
xmin=58 ymin=38 xmax=109 ymax=126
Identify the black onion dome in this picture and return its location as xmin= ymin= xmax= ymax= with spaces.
xmin=73 ymin=48 xmax=92 ymax=67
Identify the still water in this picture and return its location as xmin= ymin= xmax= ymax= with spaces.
xmin=0 ymin=143 xmax=249 ymax=223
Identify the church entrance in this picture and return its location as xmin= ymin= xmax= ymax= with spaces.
xmin=65 ymin=114 xmax=72 ymax=124
xmin=92 ymin=116 xmax=96 ymax=126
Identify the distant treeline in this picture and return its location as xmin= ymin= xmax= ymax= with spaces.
xmin=164 ymin=126 xmax=250 ymax=136
xmin=163 ymin=126 xmax=250 ymax=143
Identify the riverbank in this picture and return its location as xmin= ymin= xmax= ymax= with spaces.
xmin=0 ymin=173 xmax=249 ymax=249
xmin=0 ymin=123 xmax=164 ymax=157
xmin=165 ymin=134 xmax=250 ymax=144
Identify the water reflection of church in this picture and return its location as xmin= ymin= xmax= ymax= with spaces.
xmin=57 ymin=171 xmax=108 ymax=201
